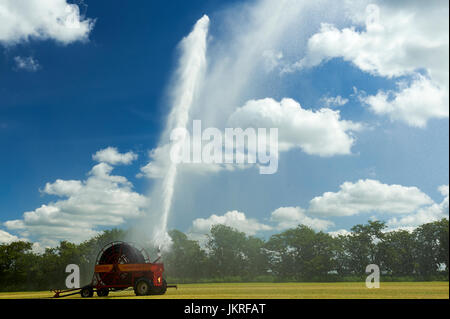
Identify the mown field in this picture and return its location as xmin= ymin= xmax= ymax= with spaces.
xmin=0 ymin=282 xmax=448 ymax=299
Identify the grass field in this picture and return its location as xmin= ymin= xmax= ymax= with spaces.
xmin=0 ymin=282 xmax=448 ymax=299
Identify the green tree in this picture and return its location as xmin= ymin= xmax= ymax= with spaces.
xmin=435 ymin=218 xmax=449 ymax=272
xmin=206 ymin=225 xmax=268 ymax=279
xmin=309 ymin=231 xmax=335 ymax=278
xmin=265 ymin=225 xmax=334 ymax=280
xmin=332 ymin=235 xmax=352 ymax=276
xmin=164 ymin=229 xmax=208 ymax=281
xmin=413 ymin=219 xmax=449 ymax=278
xmin=378 ymin=230 xmax=415 ymax=276
xmin=241 ymin=236 xmax=268 ymax=278
xmin=346 ymin=221 xmax=386 ymax=275
xmin=207 ymin=225 xmax=248 ymax=278
xmin=264 ymin=230 xmax=296 ymax=279
xmin=0 ymin=241 xmax=34 ymax=290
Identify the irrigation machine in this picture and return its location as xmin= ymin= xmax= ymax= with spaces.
xmin=52 ymin=241 xmax=176 ymax=298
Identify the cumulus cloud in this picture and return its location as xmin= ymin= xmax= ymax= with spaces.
xmin=189 ymin=210 xmax=272 ymax=238
xmin=270 ymin=206 xmax=334 ymax=231
xmin=0 ymin=229 xmax=21 ymax=243
xmin=140 ymin=95 xmax=363 ymax=179
xmin=138 ymin=145 xmax=171 ymax=179
xmin=289 ymin=1 xmax=449 ymax=126
xmin=187 ymin=207 xmax=334 ymax=243
xmin=0 ymin=0 xmax=95 ymax=45
xmin=439 ymin=185 xmax=449 ymax=213
xmin=228 ymin=97 xmax=362 ymax=156
xmin=293 ymin=2 xmax=448 ymax=81
xmin=269 ymin=181 xmax=448 ymax=234
xmin=13 ymin=56 xmax=40 ymax=71
xmin=184 ymin=181 xmax=448 ymax=241
xmin=269 ymin=181 xmax=448 ymax=233
xmin=361 ymin=75 xmax=448 ymax=127
xmin=3 ymin=151 xmax=148 ymax=247
xmin=308 ymin=179 xmax=434 ymax=217
xmin=43 ymin=179 xmax=83 ymax=196
xmin=93 ymin=147 xmax=138 ymax=165
xmin=388 ymin=184 xmax=449 ymax=228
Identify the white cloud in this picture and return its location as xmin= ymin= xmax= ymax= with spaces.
xmin=43 ymin=179 xmax=83 ymax=196
xmin=228 ymin=97 xmax=362 ymax=156
xmin=13 ymin=56 xmax=40 ymax=71
xmin=388 ymin=184 xmax=449 ymax=228
xmin=0 ymin=0 xmax=95 ymax=45
xmin=361 ymin=75 xmax=448 ymax=127
xmin=387 ymin=204 xmax=445 ymax=229
xmin=183 ymin=181 xmax=447 ymax=242
xmin=140 ymin=95 xmax=363 ymax=179
xmin=187 ymin=207 xmax=333 ymax=243
xmin=4 ymin=157 xmax=148 ymax=247
xmin=308 ymin=179 xmax=434 ymax=217
xmin=439 ymin=185 xmax=449 ymax=197
xmin=270 ymin=206 xmax=334 ymax=231
xmin=321 ymin=95 xmax=349 ymax=108
xmin=0 ymin=229 xmax=20 ymax=243
xmin=289 ymin=1 xmax=449 ymax=126
xmin=439 ymin=185 xmax=449 ymax=215
xmin=139 ymin=145 xmax=171 ymax=179
xmin=190 ymin=210 xmax=272 ymax=238
xmin=92 ymin=147 xmax=138 ymax=165
xmin=293 ymin=2 xmax=448 ymax=81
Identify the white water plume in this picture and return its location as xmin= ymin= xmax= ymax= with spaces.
xmin=149 ymin=15 xmax=210 ymax=250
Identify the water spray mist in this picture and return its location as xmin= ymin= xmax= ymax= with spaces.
xmin=149 ymin=15 xmax=210 ymax=251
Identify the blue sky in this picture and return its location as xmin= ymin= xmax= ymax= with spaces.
xmin=0 ymin=0 xmax=448 ymax=249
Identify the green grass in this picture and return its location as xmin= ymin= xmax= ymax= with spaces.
xmin=0 ymin=282 xmax=448 ymax=299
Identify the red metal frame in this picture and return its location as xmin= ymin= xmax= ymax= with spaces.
xmin=92 ymin=262 xmax=165 ymax=289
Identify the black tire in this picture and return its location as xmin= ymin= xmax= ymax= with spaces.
xmin=134 ymin=278 xmax=152 ymax=296
xmin=152 ymin=279 xmax=167 ymax=295
xmin=97 ymin=288 xmax=109 ymax=297
xmin=80 ymin=286 xmax=93 ymax=298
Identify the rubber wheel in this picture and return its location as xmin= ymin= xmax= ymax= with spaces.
xmin=97 ymin=288 xmax=109 ymax=297
xmin=152 ymin=279 xmax=167 ymax=295
xmin=134 ymin=278 xmax=152 ymax=296
xmin=80 ymin=286 xmax=93 ymax=298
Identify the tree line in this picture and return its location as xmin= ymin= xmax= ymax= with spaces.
xmin=0 ymin=219 xmax=448 ymax=291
